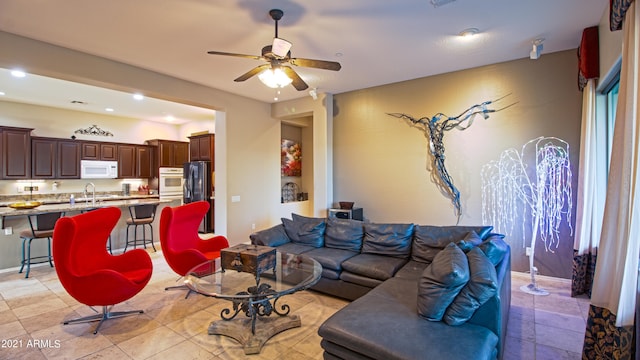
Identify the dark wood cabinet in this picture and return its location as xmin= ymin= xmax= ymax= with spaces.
xmin=118 ymin=144 xmax=153 ymax=178
xmin=2 ymin=127 xmax=32 ymax=179
xmin=57 ymin=141 xmax=81 ymax=178
xmin=32 ymin=138 xmax=81 ymax=179
xmin=146 ymin=139 xmax=189 ymax=168
xmin=189 ymin=134 xmax=215 ymax=163
xmin=136 ymin=145 xmax=153 ymax=178
xmin=82 ymin=142 xmax=118 ymax=161
xmin=31 ymin=138 xmax=56 ymax=178
xmin=81 ymin=142 xmax=99 ymax=160
xmin=118 ymin=144 xmax=136 ymax=178
xmin=101 ymin=143 xmax=117 ymax=161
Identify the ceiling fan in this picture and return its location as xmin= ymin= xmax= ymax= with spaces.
xmin=207 ymin=9 xmax=341 ymax=91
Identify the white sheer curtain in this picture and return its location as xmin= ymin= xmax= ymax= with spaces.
xmin=590 ymin=2 xmax=640 ymax=327
xmin=573 ymin=79 xmax=605 ymax=255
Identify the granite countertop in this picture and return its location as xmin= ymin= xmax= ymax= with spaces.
xmin=0 ymin=194 xmax=172 ymax=217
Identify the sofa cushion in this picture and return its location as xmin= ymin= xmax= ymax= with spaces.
xmin=412 ymin=225 xmax=493 ymax=263
xmin=276 ymin=242 xmax=315 ymax=255
xmin=319 ymin=276 xmax=499 ymax=360
xmin=304 ymin=247 xmax=359 ymax=272
xmin=341 ymin=253 xmax=408 ymax=281
xmin=417 ymin=242 xmax=470 ymax=321
xmin=321 ymin=267 xmax=341 ymax=280
xmin=478 ymin=234 xmax=509 ymax=266
xmin=362 ymin=223 xmax=414 ymax=259
xmin=249 ymin=224 xmax=290 ymax=247
xmin=394 ymin=260 xmax=430 ymax=280
xmin=340 ymin=271 xmax=385 ymax=288
xmin=292 ymin=213 xmax=325 ymax=223
xmin=444 ymin=247 xmax=499 ymax=326
xmin=324 ymin=217 xmax=364 ymax=252
xmin=282 ymin=217 xmax=325 ymax=248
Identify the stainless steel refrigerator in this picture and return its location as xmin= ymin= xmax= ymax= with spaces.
xmin=183 ymin=161 xmax=213 ymax=233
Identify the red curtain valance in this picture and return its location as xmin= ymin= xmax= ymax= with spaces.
xmin=578 ymin=26 xmax=599 ymax=91
xmin=611 ymin=0 xmax=635 ymax=31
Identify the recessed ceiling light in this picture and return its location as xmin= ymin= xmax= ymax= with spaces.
xmin=10 ymin=70 xmax=26 ymax=78
xmin=165 ymin=115 xmax=175 ymax=122
xmin=458 ymin=28 xmax=479 ymax=38
xmin=133 ymin=93 xmax=144 ymax=101
xmin=0 ymin=91 xmax=5 ymax=96
xmin=105 ymin=107 xmax=114 ymax=112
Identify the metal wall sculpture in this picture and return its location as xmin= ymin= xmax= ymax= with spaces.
xmin=388 ymin=95 xmax=512 ymax=222
xmin=74 ymin=124 xmax=114 ymax=137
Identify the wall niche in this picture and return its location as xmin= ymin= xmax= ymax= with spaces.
xmin=280 ymin=118 xmax=313 ymax=217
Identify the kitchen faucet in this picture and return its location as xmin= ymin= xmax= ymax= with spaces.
xmin=84 ymin=182 xmax=96 ymax=205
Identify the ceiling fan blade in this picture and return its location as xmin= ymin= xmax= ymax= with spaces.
xmin=281 ymin=66 xmax=309 ymax=91
xmin=234 ymin=64 xmax=270 ymax=82
xmin=289 ymin=58 xmax=342 ymax=71
xmin=207 ymin=50 xmax=263 ymax=61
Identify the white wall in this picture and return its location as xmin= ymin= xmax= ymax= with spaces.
xmin=0 ymin=101 xmax=182 ymax=143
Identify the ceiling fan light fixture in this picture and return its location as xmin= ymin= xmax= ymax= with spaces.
xmin=272 ymin=37 xmax=292 ymax=58
xmin=258 ymin=67 xmax=292 ymax=88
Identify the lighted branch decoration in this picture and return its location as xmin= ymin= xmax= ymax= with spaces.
xmin=481 ymin=137 xmax=573 ymax=295
xmin=388 ymin=95 xmax=513 ymax=222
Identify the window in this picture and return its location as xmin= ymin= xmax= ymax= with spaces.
xmin=603 ymin=76 xmax=620 ymax=172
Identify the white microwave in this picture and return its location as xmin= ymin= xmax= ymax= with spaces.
xmin=80 ymin=160 xmax=118 ymax=179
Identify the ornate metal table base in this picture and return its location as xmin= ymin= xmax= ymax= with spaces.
xmin=208 ymin=314 xmax=301 ymax=354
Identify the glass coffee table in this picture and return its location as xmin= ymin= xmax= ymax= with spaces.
xmin=184 ymin=250 xmax=322 ymax=354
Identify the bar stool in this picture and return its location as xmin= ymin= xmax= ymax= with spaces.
xmin=19 ymin=211 xmax=64 ymax=278
xmin=124 ymin=204 xmax=158 ymax=252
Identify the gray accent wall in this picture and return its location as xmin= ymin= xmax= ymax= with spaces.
xmin=332 ymin=50 xmax=582 ymax=278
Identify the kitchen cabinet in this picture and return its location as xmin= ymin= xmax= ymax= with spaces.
xmin=32 ymin=138 xmax=81 ymax=179
xmin=118 ymin=144 xmax=136 ymax=178
xmin=118 ymin=144 xmax=153 ymax=178
xmin=2 ymin=127 xmax=32 ymax=179
xmin=136 ymin=145 xmax=153 ymax=178
xmin=31 ymin=138 xmax=56 ymax=178
xmin=189 ymin=133 xmax=214 ymax=163
xmin=57 ymin=140 xmax=81 ymax=178
xmin=82 ymin=142 xmax=117 ymax=161
xmin=146 ymin=139 xmax=189 ymax=168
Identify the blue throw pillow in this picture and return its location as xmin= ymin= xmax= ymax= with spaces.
xmin=456 ymin=231 xmax=484 ymax=252
xmin=417 ymin=242 xmax=470 ymax=321
xmin=478 ymin=234 xmax=509 ymax=266
xmin=282 ymin=216 xmax=325 ymax=248
xmin=443 ymin=247 xmax=498 ymax=325
xmin=249 ymin=223 xmax=290 ymax=247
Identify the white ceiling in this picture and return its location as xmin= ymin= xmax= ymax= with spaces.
xmin=0 ymin=0 xmax=607 ymax=120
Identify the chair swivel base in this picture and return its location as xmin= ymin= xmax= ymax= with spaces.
xmin=165 ymin=284 xmax=196 ymax=299
xmin=63 ymin=305 xmax=144 ymax=334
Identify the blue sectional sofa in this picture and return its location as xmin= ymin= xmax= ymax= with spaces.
xmin=250 ymin=214 xmax=511 ymax=360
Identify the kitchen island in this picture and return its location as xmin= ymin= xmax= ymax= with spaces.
xmin=0 ymin=195 xmax=170 ymax=219
xmin=0 ymin=194 xmax=181 ymax=271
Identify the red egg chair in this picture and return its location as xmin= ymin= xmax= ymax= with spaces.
xmin=159 ymin=201 xmax=229 ymax=298
xmin=53 ymin=207 xmax=153 ymax=334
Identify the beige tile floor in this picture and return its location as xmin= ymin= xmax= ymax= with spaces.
xmin=0 ymin=250 xmax=588 ymax=359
